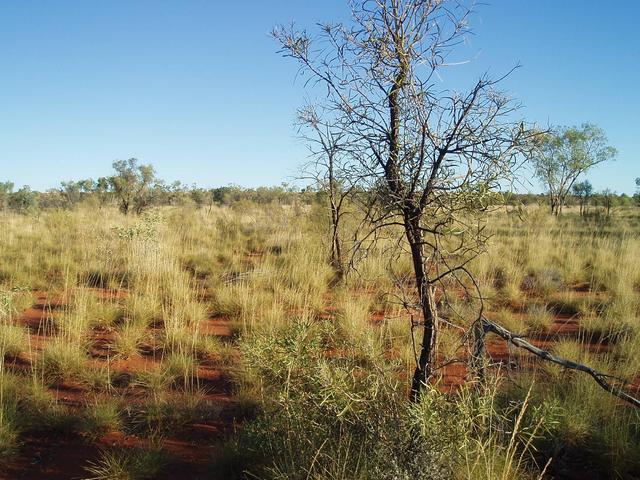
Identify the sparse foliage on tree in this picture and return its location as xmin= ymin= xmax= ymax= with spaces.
xmin=598 ymin=188 xmax=617 ymax=216
xmin=297 ymin=104 xmax=354 ymax=281
xmin=93 ymin=177 xmax=112 ymax=208
xmin=8 ymin=186 xmax=38 ymax=214
xmin=275 ymin=0 xmax=533 ymax=399
xmin=59 ymin=179 xmax=95 ymax=208
xmin=572 ymin=180 xmax=593 ymax=216
xmin=189 ymin=186 xmax=209 ymax=209
xmin=532 ymin=123 xmax=616 ymax=216
xmin=109 ymin=158 xmax=159 ymax=215
xmin=0 ymin=181 xmax=14 ymax=210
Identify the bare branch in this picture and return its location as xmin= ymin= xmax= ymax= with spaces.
xmin=480 ymin=317 xmax=640 ymax=409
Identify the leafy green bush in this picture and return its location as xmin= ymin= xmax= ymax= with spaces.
xmin=231 ymin=320 xmax=544 ymax=480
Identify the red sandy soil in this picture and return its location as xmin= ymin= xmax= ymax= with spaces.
xmin=4 ymin=284 xmax=634 ymax=479
xmin=403 ymin=292 xmax=640 ymax=480
xmin=1 ymin=289 xmax=238 ymax=480
xmin=436 ymin=309 xmax=617 ymax=393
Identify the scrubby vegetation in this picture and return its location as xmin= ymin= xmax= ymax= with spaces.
xmin=0 ymin=200 xmax=638 ymax=479
xmin=1 ymin=1 xmax=638 ymax=479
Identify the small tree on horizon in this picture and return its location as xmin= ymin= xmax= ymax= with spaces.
xmin=598 ymin=188 xmax=618 ymax=216
xmin=572 ymin=180 xmax=593 ymax=216
xmin=532 ymin=123 xmax=616 ymax=216
xmin=0 ymin=181 xmax=14 ymax=210
xmin=109 ymin=158 xmax=159 ymax=215
xmin=8 ymin=186 xmax=38 ymax=214
xmin=59 ymin=179 xmax=95 ymax=208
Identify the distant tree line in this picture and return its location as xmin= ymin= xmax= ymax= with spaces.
xmin=0 ymin=157 xmax=636 ymax=217
xmin=0 ymin=158 xmax=317 ymax=215
xmin=504 ymin=187 xmax=635 ymax=215
xmin=0 ymin=182 xmax=39 ymax=214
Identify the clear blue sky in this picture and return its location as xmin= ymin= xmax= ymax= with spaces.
xmin=0 ymin=1 xmax=638 ymax=193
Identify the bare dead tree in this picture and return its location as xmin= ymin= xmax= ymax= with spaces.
xmin=297 ymin=104 xmax=355 ymax=281
xmin=275 ymin=0 xmax=534 ymax=400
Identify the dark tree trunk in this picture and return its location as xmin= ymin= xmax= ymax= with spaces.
xmin=405 ymin=211 xmax=438 ymax=402
xmin=328 ymin=156 xmax=344 ymax=280
xmin=329 ymin=194 xmax=343 ymax=280
xmin=470 ymin=320 xmax=487 ymax=383
xmin=386 ymin=57 xmax=438 ymax=401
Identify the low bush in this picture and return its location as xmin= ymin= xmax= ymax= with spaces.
xmin=231 ymin=320 xmax=546 ymax=480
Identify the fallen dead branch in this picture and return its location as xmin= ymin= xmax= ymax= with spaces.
xmin=476 ymin=317 xmax=640 ymax=409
